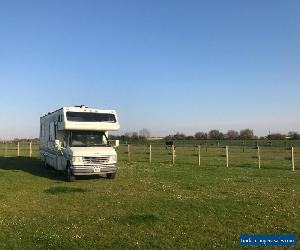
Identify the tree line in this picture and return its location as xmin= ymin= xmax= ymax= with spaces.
xmin=193 ymin=130 xmax=300 ymax=140
xmin=109 ymin=128 xmax=300 ymax=141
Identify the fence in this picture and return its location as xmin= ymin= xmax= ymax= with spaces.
xmin=0 ymin=141 xmax=39 ymax=157
xmin=118 ymin=139 xmax=300 ymax=148
xmin=0 ymin=141 xmax=297 ymax=171
xmin=117 ymin=144 xmax=297 ymax=171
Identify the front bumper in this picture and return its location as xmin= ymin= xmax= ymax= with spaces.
xmin=70 ymin=164 xmax=117 ymax=176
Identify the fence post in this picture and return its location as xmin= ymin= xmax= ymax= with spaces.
xmin=226 ymin=145 xmax=229 ymax=167
xmin=5 ymin=142 xmax=7 ymax=157
xmin=149 ymin=144 xmax=152 ymax=163
xmin=257 ymin=146 xmax=261 ymax=169
xmin=291 ymin=147 xmax=295 ymax=171
xmin=17 ymin=142 xmax=20 ymax=157
xmin=127 ymin=144 xmax=130 ymax=161
xmin=172 ymin=145 xmax=175 ymax=165
xmin=29 ymin=141 xmax=32 ymax=157
xmin=198 ymin=145 xmax=201 ymax=166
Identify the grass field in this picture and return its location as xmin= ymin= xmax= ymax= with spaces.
xmin=0 ymin=145 xmax=299 ymax=249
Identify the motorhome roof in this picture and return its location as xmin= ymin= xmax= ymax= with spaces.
xmin=40 ymin=106 xmax=116 ymax=118
xmin=64 ymin=106 xmax=115 ymax=113
xmin=40 ymin=107 xmax=63 ymax=118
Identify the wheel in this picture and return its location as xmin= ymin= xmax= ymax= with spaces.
xmin=66 ymin=168 xmax=76 ymax=182
xmin=67 ymin=173 xmax=76 ymax=182
xmin=106 ymin=173 xmax=116 ymax=179
xmin=66 ymin=163 xmax=76 ymax=182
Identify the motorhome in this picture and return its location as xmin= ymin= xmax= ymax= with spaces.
xmin=40 ymin=105 xmax=120 ymax=181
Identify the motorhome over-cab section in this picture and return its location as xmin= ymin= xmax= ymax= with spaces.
xmin=40 ymin=106 xmax=120 ymax=133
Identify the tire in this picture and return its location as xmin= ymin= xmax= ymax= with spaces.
xmin=66 ymin=163 xmax=76 ymax=182
xmin=67 ymin=173 xmax=76 ymax=182
xmin=106 ymin=173 xmax=116 ymax=179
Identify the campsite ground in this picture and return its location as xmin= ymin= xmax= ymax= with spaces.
xmin=0 ymin=148 xmax=299 ymax=249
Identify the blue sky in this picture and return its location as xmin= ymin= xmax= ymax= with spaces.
xmin=0 ymin=0 xmax=299 ymax=139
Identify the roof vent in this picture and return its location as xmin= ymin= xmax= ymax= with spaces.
xmin=75 ymin=105 xmax=88 ymax=108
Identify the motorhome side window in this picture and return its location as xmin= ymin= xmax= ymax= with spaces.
xmin=66 ymin=112 xmax=116 ymax=123
xmin=49 ymin=122 xmax=56 ymax=141
xmin=40 ymin=124 xmax=45 ymax=137
xmin=54 ymin=124 xmax=57 ymax=139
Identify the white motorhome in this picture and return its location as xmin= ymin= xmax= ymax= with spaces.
xmin=40 ymin=105 xmax=120 ymax=181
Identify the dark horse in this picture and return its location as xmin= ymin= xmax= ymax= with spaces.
xmin=165 ymin=140 xmax=175 ymax=150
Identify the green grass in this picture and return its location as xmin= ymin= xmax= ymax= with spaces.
xmin=0 ymin=146 xmax=299 ymax=249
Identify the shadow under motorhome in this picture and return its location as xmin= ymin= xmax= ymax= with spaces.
xmin=39 ymin=105 xmax=120 ymax=181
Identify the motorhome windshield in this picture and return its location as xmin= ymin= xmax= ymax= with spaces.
xmin=70 ymin=131 xmax=109 ymax=147
xmin=66 ymin=112 xmax=116 ymax=123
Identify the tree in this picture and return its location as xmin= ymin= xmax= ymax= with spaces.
xmin=194 ymin=132 xmax=208 ymax=140
xmin=173 ymin=132 xmax=186 ymax=140
xmin=139 ymin=128 xmax=150 ymax=138
xmin=226 ymin=130 xmax=239 ymax=140
xmin=164 ymin=135 xmax=173 ymax=141
xmin=288 ymin=131 xmax=300 ymax=140
xmin=124 ymin=132 xmax=131 ymax=138
xmin=208 ymin=129 xmax=224 ymax=140
xmin=186 ymin=136 xmax=194 ymax=140
xmin=108 ymin=134 xmax=118 ymax=140
xmin=131 ymin=132 xmax=139 ymax=140
xmin=239 ymin=129 xmax=254 ymax=140
xmin=123 ymin=132 xmax=140 ymax=140
xmin=267 ymin=133 xmax=286 ymax=140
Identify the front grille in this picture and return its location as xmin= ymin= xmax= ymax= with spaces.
xmin=83 ymin=156 xmax=109 ymax=165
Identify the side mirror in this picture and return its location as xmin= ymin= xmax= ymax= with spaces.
xmin=109 ymin=140 xmax=119 ymax=148
xmin=54 ymin=139 xmax=61 ymax=149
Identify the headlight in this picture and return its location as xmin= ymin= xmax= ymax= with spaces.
xmin=109 ymin=155 xmax=117 ymax=162
xmin=72 ymin=156 xmax=83 ymax=163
